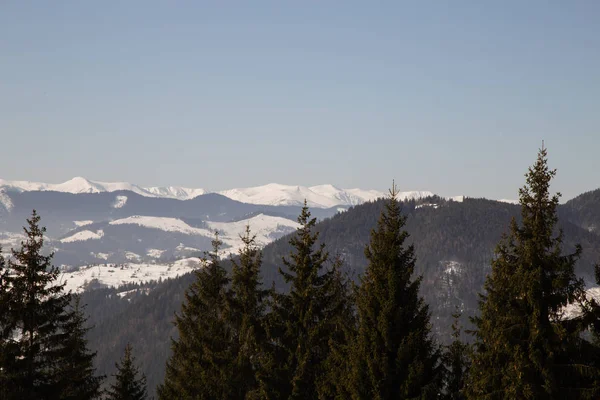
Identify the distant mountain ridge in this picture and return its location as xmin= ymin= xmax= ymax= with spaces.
xmin=0 ymin=177 xmax=434 ymax=208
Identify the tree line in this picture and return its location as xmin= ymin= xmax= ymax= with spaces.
xmin=3 ymin=147 xmax=600 ymax=399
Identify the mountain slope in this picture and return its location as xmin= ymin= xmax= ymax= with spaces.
xmin=0 ymin=177 xmax=391 ymax=207
xmin=0 ymin=177 xmax=207 ymax=200
xmin=79 ymin=193 xmax=600 ymax=396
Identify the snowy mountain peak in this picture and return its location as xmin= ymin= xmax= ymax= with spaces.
xmin=0 ymin=177 xmax=206 ymax=201
xmin=0 ymin=177 xmax=443 ymax=208
xmin=218 ymin=183 xmax=385 ymax=208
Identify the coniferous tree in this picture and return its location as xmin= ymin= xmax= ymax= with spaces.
xmin=0 ymin=247 xmax=9 ymax=400
xmin=0 ymin=211 xmax=73 ymax=400
xmin=158 ymin=234 xmax=232 ymax=400
xmin=467 ymin=147 xmax=600 ymax=399
xmin=56 ymin=295 xmax=104 ymax=399
xmin=260 ymin=202 xmax=350 ymax=399
xmin=316 ymin=257 xmax=356 ymax=400
xmin=226 ymin=225 xmax=269 ymax=399
xmin=349 ymin=184 xmax=442 ymax=400
xmin=106 ymin=343 xmax=147 ymax=400
xmin=441 ymin=309 xmax=469 ymax=400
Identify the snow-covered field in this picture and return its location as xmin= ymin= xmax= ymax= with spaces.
xmin=61 ymin=229 xmax=104 ymax=243
xmin=109 ymin=215 xmax=212 ymax=235
xmin=208 ymin=214 xmax=300 ymax=255
xmin=74 ymin=220 xmax=94 ymax=227
xmin=59 ymin=257 xmax=204 ymax=293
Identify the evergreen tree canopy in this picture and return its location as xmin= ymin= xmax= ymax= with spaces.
xmin=0 ymin=210 xmax=73 ymax=400
xmin=56 ymin=295 xmax=104 ymax=399
xmin=226 ymin=225 xmax=269 ymax=399
xmin=441 ymin=309 xmax=469 ymax=400
xmin=106 ymin=343 xmax=148 ymax=400
xmin=158 ymin=234 xmax=232 ymax=400
xmin=315 ymin=256 xmax=356 ymax=400
xmin=260 ymin=202 xmax=350 ymax=399
xmin=350 ymin=184 xmax=442 ymax=400
xmin=467 ymin=147 xmax=600 ymax=399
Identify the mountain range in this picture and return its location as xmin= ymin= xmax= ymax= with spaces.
xmin=0 ymin=177 xmax=397 ymax=207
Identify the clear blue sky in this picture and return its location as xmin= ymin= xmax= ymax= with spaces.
xmin=1 ymin=1 xmax=598 ymax=200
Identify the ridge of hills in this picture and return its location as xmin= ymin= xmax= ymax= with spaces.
xmin=77 ymin=188 xmax=600 ymax=395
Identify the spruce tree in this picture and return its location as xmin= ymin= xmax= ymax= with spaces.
xmin=0 ymin=210 xmax=73 ymax=400
xmin=441 ymin=309 xmax=469 ymax=400
xmin=226 ymin=225 xmax=269 ymax=399
xmin=106 ymin=343 xmax=148 ymax=400
xmin=349 ymin=184 xmax=442 ymax=400
xmin=260 ymin=202 xmax=350 ymax=399
xmin=315 ymin=257 xmax=356 ymax=400
xmin=158 ymin=234 xmax=232 ymax=400
xmin=0 ymin=247 xmax=10 ymax=400
xmin=56 ymin=295 xmax=104 ymax=399
xmin=467 ymin=147 xmax=600 ymax=399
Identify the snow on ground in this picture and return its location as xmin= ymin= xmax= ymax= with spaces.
xmin=112 ymin=195 xmax=128 ymax=208
xmin=441 ymin=260 xmax=463 ymax=275
xmin=143 ymin=186 xmax=206 ymax=200
xmin=561 ymin=287 xmax=600 ymax=320
xmin=125 ymin=251 xmax=141 ymax=261
xmin=109 ymin=216 xmax=212 ymax=236
xmin=61 ymin=229 xmax=104 ymax=243
xmin=415 ymin=203 xmax=439 ymax=209
xmin=0 ymin=176 xmax=449 ymax=207
xmin=176 ymin=243 xmax=201 ymax=253
xmin=0 ymin=189 xmax=14 ymax=212
xmin=59 ymin=257 xmax=204 ymax=293
xmin=0 ymin=177 xmax=207 ymax=200
xmin=90 ymin=252 xmax=112 ymax=260
xmin=0 ymin=232 xmax=25 ymax=248
xmin=448 ymin=195 xmax=465 ymax=202
xmin=74 ymin=220 xmax=94 ymax=227
xmin=208 ymin=214 xmax=300 ymax=255
xmin=498 ymin=199 xmax=519 ymax=205
xmin=218 ymin=184 xmax=389 ymax=208
xmin=147 ymin=248 xmax=166 ymax=258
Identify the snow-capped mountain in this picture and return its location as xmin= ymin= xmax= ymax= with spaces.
xmin=0 ymin=177 xmax=206 ymax=201
xmin=218 ymin=183 xmax=380 ymax=208
xmin=0 ymin=177 xmax=393 ymax=208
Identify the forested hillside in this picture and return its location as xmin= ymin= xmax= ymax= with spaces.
xmin=77 ymin=189 xmax=600 ymax=395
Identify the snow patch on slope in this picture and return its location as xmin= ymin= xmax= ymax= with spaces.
xmin=561 ymin=287 xmax=600 ymax=320
xmin=208 ymin=214 xmax=300 ymax=255
xmin=219 ymin=183 xmax=388 ymax=208
xmin=0 ymin=189 xmax=13 ymax=212
xmin=74 ymin=220 xmax=94 ymax=227
xmin=112 ymin=195 xmax=128 ymax=209
xmin=147 ymin=248 xmax=166 ymax=258
xmin=0 ymin=232 xmax=25 ymax=248
xmin=109 ymin=216 xmax=212 ymax=236
xmin=125 ymin=251 xmax=141 ymax=261
xmin=60 ymin=257 xmax=204 ymax=292
xmin=90 ymin=252 xmax=112 ymax=260
xmin=61 ymin=230 xmax=104 ymax=243
xmin=144 ymin=186 xmax=206 ymax=200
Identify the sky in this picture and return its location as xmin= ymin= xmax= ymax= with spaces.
xmin=1 ymin=1 xmax=599 ymax=201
